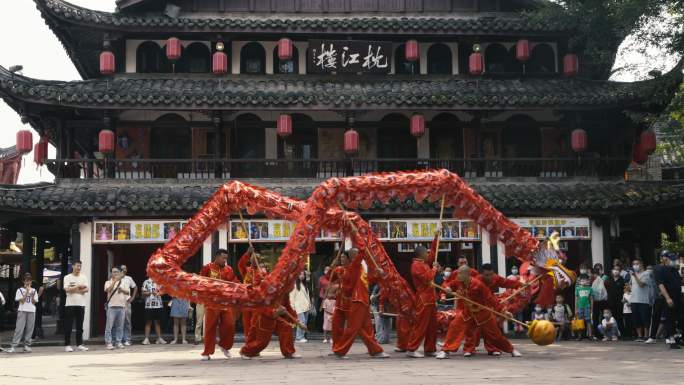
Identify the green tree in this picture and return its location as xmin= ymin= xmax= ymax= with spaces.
xmin=529 ymin=0 xmax=684 ymax=80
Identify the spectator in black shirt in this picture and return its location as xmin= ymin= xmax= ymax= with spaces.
xmin=651 ymin=250 xmax=682 ymax=349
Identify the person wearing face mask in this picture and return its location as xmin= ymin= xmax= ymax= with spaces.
xmin=507 ymin=266 xmax=525 ymax=334
xmin=647 ymin=250 xmax=682 ymax=349
xmin=605 ymin=266 xmax=626 ymax=338
xmin=629 ymin=259 xmax=653 ymax=341
xmin=598 ymin=309 xmax=620 ymax=341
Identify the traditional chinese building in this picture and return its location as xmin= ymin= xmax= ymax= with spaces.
xmin=1 ymin=0 xmax=683 ymax=338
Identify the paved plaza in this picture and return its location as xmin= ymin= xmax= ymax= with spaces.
xmin=1 ymin=339 xmax=682 ymax=385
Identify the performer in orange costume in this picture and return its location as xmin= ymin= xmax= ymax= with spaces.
xmin=332 ymin=248 xmax=388 ymax=359
xmin=394 ymin=315 xmax=411 ymax=352
xmin=237 ymin=246 xmax=265 ymax=340
xmin=239 ymin=291 xmax=300 ymax=360
xmin=436 ymin=266 xmax=521 ymax=359
xmin=469 ymin=263 xmax=522 ymax=355
xmin=406 ymin=235 xmax=439 ymax=358
xmin=199 ymin=249 xmax=238 ymax=361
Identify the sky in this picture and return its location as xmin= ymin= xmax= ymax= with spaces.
xmin=0 ymin=0 xmax=679 ymax=184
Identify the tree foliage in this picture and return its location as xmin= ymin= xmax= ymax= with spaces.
xmin=528 ymin=0 xmax=683 ymax=80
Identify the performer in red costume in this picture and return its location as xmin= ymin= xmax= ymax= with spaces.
xmin=327 ymin=252 xmax=350 ymax=346
xmin=239 ymin=290 xmax=300 ymax=360
xmin=395 ymin=315 xmax=411 ymax=352
xmin=332 ymin=248 xmax=389 ymax=359
xmin=436 ymin=266 xmax=522 ymax=359
xmin=468 ymin=263 xmax=522 ymax=356
xmin=237 ymin=246 xmax=265 ymax=340
xmin=199 ymin=249 xmax=238 ymax=361
xmin=406 ymin=235 xmax=440 ymax=358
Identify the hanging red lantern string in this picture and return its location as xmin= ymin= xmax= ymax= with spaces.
xmin=99 ymin=129 xmax=115 ymax=154
xmin=212 ymin=41 xmax=228 ymax=75
xmin=100 ymin=51 xmax=116 ymax=76
xmin=405 ymin=40 xmax=420 ymax=62
xmin=16 ymin=130 xmax=33 ymax=154
xmin=410 ymin=114 xmax=425 ymax=138
xmin=166 ymin=37 xmax=182 ymax=61
xmin=516 ymin=39 xmax=530 ymax=62
xmin=571 ymin=129 xmax=587 ymax=153
xmin=563 ymin=54 xmax=579 ymax=77
xmin=469 ymin=45 xmax=484 ymax=75
xmin=277 ymin=114 xmax=293 ymax=138
xmin=640 ymin=130 xmax=656 ymax=155
xmin=278 ymin=38 xmax=294 ymax=61
xmin=344 ymin=129 xmax=359 ymax=155
xmin=33 ymin=137 xmax=48 ymax=166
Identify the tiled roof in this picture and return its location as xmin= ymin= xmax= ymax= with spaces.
xmin=1 ymin=180 xmax=683 ymax=217
xmin=38 ymin=0 xmax=571 ymax=35
xmin=1 ymin=66 xmax=680 ymax=111
xmin=0 ymin=146 xmax=19 ymax=161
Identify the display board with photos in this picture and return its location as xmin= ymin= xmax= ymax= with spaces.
xmin=93 ymin=220 xmax=187 ymax=243
xmin=369 ymin=219 xmax=480 ymax=241
xmin=397 ymin=242 xmax=452 ymax=253
xmin=229 ymin=220 xmax=342 ymax=242
xmin=511 ymin=217 xmax=591 ymax=240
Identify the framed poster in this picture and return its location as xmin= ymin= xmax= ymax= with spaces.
xmin=512 ymin=218 xmax=591 ymax=240
xmin=93 ymin=220 xmax=188 ymax=244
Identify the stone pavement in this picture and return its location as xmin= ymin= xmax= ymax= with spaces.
xmin=1 ymin=340 xmax=682 ymax=385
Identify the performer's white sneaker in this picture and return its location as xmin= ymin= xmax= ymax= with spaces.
xmin=406 ymin=351 xmax=424 ymax=358
xmin=240 ymin=353 xmax=252 ymax=360
xmin=371 ymin=352 xmax=389 ymax=358
xmin=201 ymin=355 xmax=211 ymax=361
xmin=435 ymin=351 xmax=450 ymax=359
xmin=335 ymin=354 xmax=349 ymax=360
xmin=511 ymin=350 xmax=522 ymax=357
xmin=220 ymin=347 xmax=232 ymax=358
xmin=284 ymin=353 xmax=302 ymax=359
xmin=491 ymin=351 xmax=502 ymax=356
xmin=394 ymin=348 xmax=407 ymax=353
xmin=463 ymin=352 xmax=473 ymax=357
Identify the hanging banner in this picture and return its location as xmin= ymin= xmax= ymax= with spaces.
xmin=229 ymin=220 xmax=342 ymax=243
xmin=369 ymin=219 xmax=480 ymax=241
xmin=93 ymin=220 xmax=187 ymax=243
xmin=307 ymin=40 xmax=392 ymax=74
xmin=511 ymin=217 xmax=591 ymax=240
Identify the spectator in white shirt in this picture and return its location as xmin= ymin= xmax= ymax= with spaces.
xmin=104 ymin=266 xmax=131 ymax=350
xmin=63 ymin=260 xmax=89 ymax=352
xmin=120 ymin=265 xmax=138 ymax=346
xmin=7 ymin=273 xmax=39 ymax=353
xmin=598 ymin=309 xmax=620 ymax=341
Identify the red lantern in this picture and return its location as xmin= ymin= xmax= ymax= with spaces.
xmin=405 ymin=40 xmax=420 ymax=62
xmin=632 ymin=143 xmax=648 ymax=165
xmin=344 ymin=129 xmax=359 ymax=155
xmin=100 ymin=51 xmax=116 ymax=75
xmin=277 ymin=114 xmax=292 ymax=138
xmin=571 ymin=129 xmax=588 ymax=153
xmin=469 ymin=52 xmax=484 ymax=75
xmin=410 ymin=114 xmax=425 ymax=138
xmin=563 ymin=54 xmax=578 ymax=77
xmin=640 ymin=130 xmax=656 ymax=155
xmin=166 ymin=38 xmax=182 ymax=61
xmin=516 ymin=40 xmax=530 ymax=62
xmin=278 ymin=38 xmax=294 ymax=61
xmin=212 ymin=51 xmax=228 ymax=75
xmin=16 ymin=130 xmax=33 ymax=154
xmin=33 ymin=138 xmax=48 ymax=166
xmin=99 ymin=129 xmax=115 ymax=154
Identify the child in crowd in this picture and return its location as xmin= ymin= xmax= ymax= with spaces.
xmin=550 ymin=294 xmax=573 ymax=341
xmin=622 ymin=285 xmax=633 ymax=339
xmin=321 ymin=288 xmax=336 ymax=344
xmin=598 ymin=309 xmax=620 ymax=341
xmin=531 ymin=304 xmax=547 ymax=321
xmin=169 ymin=297 xmax=191 ymax=344
xmin=574 ymin=274 xmax=593 ymax=340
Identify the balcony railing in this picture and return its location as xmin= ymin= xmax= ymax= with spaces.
xmin=46 ymin=157 xmax=629 ymax=180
